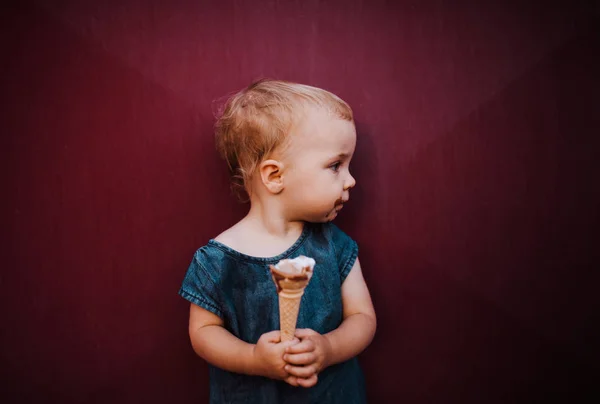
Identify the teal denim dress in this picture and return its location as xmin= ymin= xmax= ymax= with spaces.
xmin=179 ymin=222 xmax=367 ymax=403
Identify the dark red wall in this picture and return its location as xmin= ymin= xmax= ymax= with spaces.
xmin=2 ymin=1 xmax=598 ymax=402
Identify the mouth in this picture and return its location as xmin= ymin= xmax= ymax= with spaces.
xmin=334 ymin=198 xmax=348 ymax=211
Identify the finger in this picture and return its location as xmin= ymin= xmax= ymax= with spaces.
xmin=280 ymin=337 xmax=300 ymax=350
xmin=285 ymin=364 xmax=316 ymax=379
xmin=284 ymin=352 xmax=316 ymax=366
xmin=284 ymin=375 xmax=299 ymax=387
xmin=286 ymin=338 xmax=315 ymax=354
xmin=294 ymin=328 xmax=316 ymax=339
xmin=261 ymin=330 xmax=281 ymax=343
xmin=297 ymin=374 xmax=318 ymax=388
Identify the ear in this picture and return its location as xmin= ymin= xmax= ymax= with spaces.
xmin=259 ymin=159 xmax=285 ymax=194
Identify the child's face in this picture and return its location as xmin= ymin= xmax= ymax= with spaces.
xmin=281 ymin=107 xmax=357 ymax=222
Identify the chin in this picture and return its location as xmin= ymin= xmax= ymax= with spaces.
xmin=305 ymin=213 xmax=336 ymax=223
xmin=302 ymin=208 xmax=339 ymax=223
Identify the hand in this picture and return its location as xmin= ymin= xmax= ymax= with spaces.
xmin=252 ymin=331 xmax=299 ymax=380
xmin=283 ymin=328 xmax=332 ymax=388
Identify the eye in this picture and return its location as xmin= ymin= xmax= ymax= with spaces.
xmin=329 ymin=161 xmax=341 ymax=172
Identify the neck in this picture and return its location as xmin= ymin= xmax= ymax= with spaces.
xmin=244 ymin=194 xmax=304 ymax=238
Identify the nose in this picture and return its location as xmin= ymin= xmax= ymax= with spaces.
xmin=344 ymin=173 xmax=356 ymax=191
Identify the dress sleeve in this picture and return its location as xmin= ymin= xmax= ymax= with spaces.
xmin=178 ymin=249 xmax=223 ymax=318
xmin=329 ymin=223 xmax=359 ymax=283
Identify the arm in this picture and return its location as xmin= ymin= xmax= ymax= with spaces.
xmin=188 ymin=304 xmax=254 ymax=374
xmin=188 ymin=303 xmax=298 ymax=379
xmin=324 ymin=257 xmax=377 ymax=365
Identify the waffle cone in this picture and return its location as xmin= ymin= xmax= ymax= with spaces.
xmin=269 ymin=256 xmax=315 ymax=342
xmin=278 ymin=288 xmax=306 ymax=342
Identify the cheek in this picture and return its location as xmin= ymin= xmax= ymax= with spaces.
xmin=288 ymin=168 xmax=339 ymax=199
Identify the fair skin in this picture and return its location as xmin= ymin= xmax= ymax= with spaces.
xmin=188 ymin=106 xmax=376 ymax=388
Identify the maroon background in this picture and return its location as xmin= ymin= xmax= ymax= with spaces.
xmin=2 ymin=1 xmax=598 ymax=403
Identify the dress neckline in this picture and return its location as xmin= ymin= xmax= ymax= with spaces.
xmin=208 ymin=224 xmax=310 ymax=264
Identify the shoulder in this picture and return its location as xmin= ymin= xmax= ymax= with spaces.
xmin=314 ymin=222 xmax=355 ymax=243
xmin=307 ymin=222 xmax=358 ymax=258
xmin=188 ymin=243 xmax=222 ymax=276
xmin=185 ymin=240 xmax=244 ymax=292
xmin=188 ymin=227 xmax=242 ymax=275
xmin=316 ymin=222 xmax=358 ymax=280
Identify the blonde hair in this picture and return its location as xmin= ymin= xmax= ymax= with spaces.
xmin=214 ymin=78 xmax=353 ymax=199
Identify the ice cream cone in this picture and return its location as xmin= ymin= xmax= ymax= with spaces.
xmin=269 ymin=256 xmax=315 ymax=342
